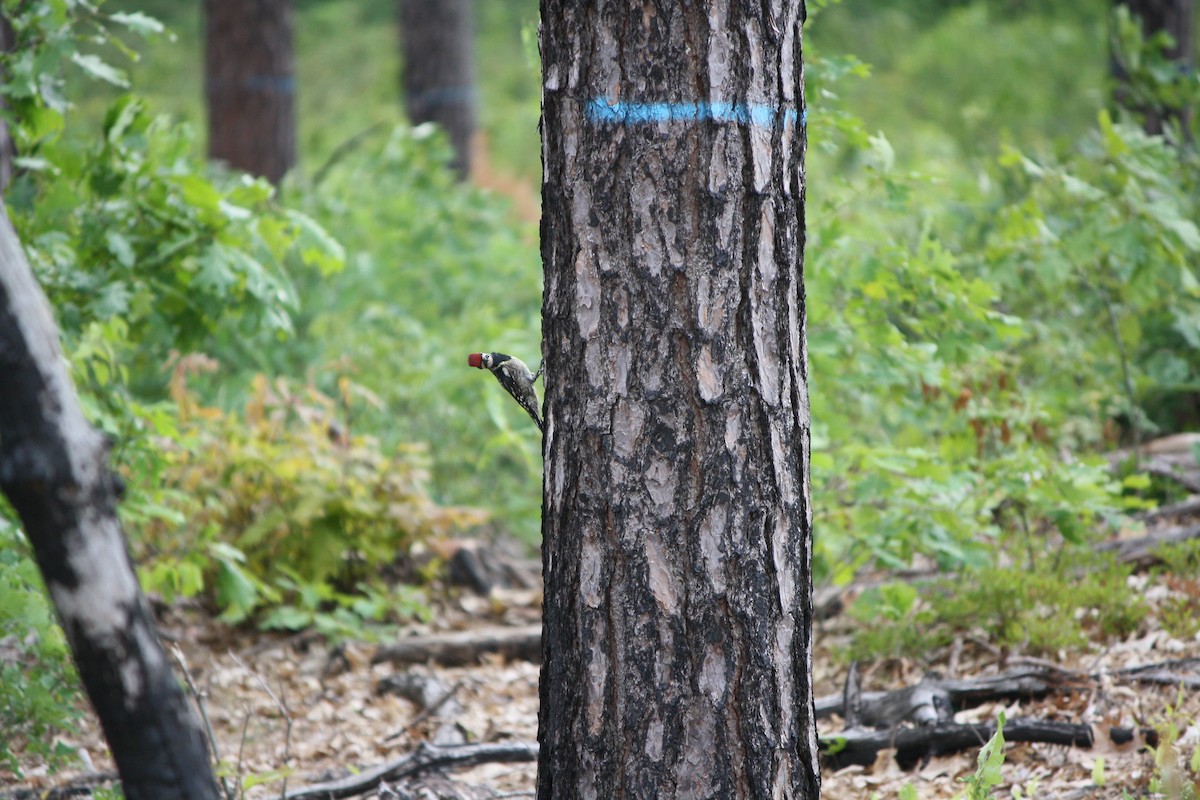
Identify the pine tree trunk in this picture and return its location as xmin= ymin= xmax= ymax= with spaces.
xmin=0 ymin=12 xmax=16 ymax=192
xmin=204 ymin=0 xmax=297 ymax=184
xmin=398 ymin=0 xmax=477 ymax=179
xmin=0 ymin=200 xmax=219 ymax=800
xmin=537 ymin=2 xmax=818 ymax=797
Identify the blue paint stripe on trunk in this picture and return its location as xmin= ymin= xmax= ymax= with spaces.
xmin=586 ymin=99 xmax=805 ymax=129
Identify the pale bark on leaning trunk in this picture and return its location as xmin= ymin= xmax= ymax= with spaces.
xmin=0 ymin=200 xmax=220 ymax=800
xmin=537 ymin=2 xmax=818 ymax=798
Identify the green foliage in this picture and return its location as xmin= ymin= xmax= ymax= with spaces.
xmin=0 ymin=517 xmax=81 ymax=777
xmin=1152 ymin=541 xmax=1200 ymax=640
xmin=136 ymin=367 xmax=475 ymax=627
xmin=984 ymin=112 xmax=1200 ymax=440
xmin=810 ymin=2 xmax=1105 ymax=162
xmin=845 ymin=555 xmax=1148 ymax=662
xmin=806 ymin=79 xmax=1124 ymax=574
xmin=806 ymin=15 xmax=1200 ymax=578
xmin=1109 ymin=4 xmax=1200 ymax=144
xmin=0 ymin=0 xmax=157 ymax=125
xmin=90 ymin=0 xmax=544 ymax=182
xmin=277 ymin=126 xmax=544 ymax=542
xmin=958 ymin=712 xmax=1006 ymax=800
xmin=9 ymin=93 xmax=344 ymax=391
xmin=1144 ymin=698 xmax=1200 ymax=799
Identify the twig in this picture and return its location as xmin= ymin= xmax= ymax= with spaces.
xmin=384 ymin=679 xmax=466 ymax=743
xmin=235 ymin=712 xmax=251 ymax=800
xmin=229 ymin=651 xmax=296 ymax=800
xmin=1143 ymin=461 xmax=1200 ymax=494
xmin=1136 ymin=495 xmax=1200 ymax=523
xmin=282 ymin=741 xmax=539 ymax=800
xmin=311 ymin=122 xmax=389 ymax=187
xmin=239 ymin=628 xmax=322 ymax=660
xmin=947 ymin=636 xmax=964 ymax=679
xmin=1101 ymin=273 xmax=1142 ymax=462
xmin=172 ymin=644 xmax=236 ymax=800
xmin=277 ymin=676 xmax=295 ymax=800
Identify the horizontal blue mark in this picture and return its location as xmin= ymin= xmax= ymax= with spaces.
xmin=586 ymin=98 xmax=805 ymax=130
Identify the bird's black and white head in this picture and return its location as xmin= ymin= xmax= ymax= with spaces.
xmin=467 ymin=352 xmax=511 ymax=371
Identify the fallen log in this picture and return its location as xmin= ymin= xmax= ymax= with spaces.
xmin=1113 ymin=657 xmax=1200 ymax=688
xmin=372 ymin=625 xmax=542 ymax=666
xmin=1136 ymin=495 xmax=1200 ymax=524
xmin=816 ymin=658 xmax=1200 ymax=722
xmin=283 ymin=741 xmax=538 ymax=800
xmin=1096 ymin=523 xmax=1200 ymax=567
xmin=821 ymin=719 xmax=1157 ymax=771
xmin=0 ymin=771 xmax=119 ymax=800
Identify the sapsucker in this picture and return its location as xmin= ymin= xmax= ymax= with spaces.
xmin=468 ymin=352 xmax=543 ymax=432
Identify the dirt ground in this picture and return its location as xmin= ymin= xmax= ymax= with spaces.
xmin=6 ymin=569 xmax=1200 ymax=799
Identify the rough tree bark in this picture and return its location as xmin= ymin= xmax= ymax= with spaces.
xmin=397 ymin=0 xmax=477 ymax=178
xmin=538 ymin=2 xmax=817 ymax=797
xmin=1112 ymin=0 xmax=1196 ymax=135
xmin=204 ymin=0 xmax=297 ymax=184
xmin=0 ymin=200 xmax=220 ymax=800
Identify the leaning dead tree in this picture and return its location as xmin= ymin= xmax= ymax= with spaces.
xmin=0 ymin=200 xmax=220 ymax=800
xmin=538 ymin=1 xmax=817 ymax=797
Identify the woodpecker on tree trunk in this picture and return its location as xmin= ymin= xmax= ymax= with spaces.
xmin=468 ymin=352 xmax=543 ymax=432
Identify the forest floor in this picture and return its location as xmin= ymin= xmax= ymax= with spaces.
xmin=7 ymin=530 xmax=1200 ymax=799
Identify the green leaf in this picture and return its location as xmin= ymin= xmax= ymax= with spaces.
xmin=1061 ymin=174 xmax=1103 ymax=201
xmin=1097 ymin=108 xmax=1129 ymax=156
xmin=105 ymin=231 xmax=135 ymax=268
xmin=866 ymin=133 xmax=895 ymax=173
xmin=20 ymin=106 xmax=65 ymax=144
xmin=108 ymin=11 xmax=166 ymax=36
xmin=260 ymin=605 xmax=313 ymax=631
xmin=1122 ymin=473 xmax=1152 ymax=491
xmin=172 ymin=175 xmax=224 ymax=221
xmin=977 ymin=711 xmax=1007 ymax=785
xmin=12 ymin=156 xmax=55 ymax=173
xmin=70 ymin=53 xmax=130 ymax=88
xmin=1179 ymin=266 xmax=1200 ymax=296
xmin=195 ymin=245 xmax=238 ymax=293
xmin=284 ymin=210 xmax=346 ymax=276
xmin=214 ymin=558 xmax=259 ymax=623
xmin=1163 ymin=217 xmax=1200 ymax=253
xmin=103 ymin=95 xmax=143 ymax=142
xmin=93 ymin=281 xmax=132 ymax=319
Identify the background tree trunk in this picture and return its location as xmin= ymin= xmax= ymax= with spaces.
xmin=0 ymin=200 xmax=220 ymax=800
xmin=0 ymin=12 xmax=16 ymax=192
xmin=1112 ymin=0 xmax=1195 ymax=135
xmin=538 ymin=2 xmax=818 ymax=797
xmin=397 ymin=0 xmax=477 ymax=179
xmin=204 ymin=0 xmax=297 ymax=184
